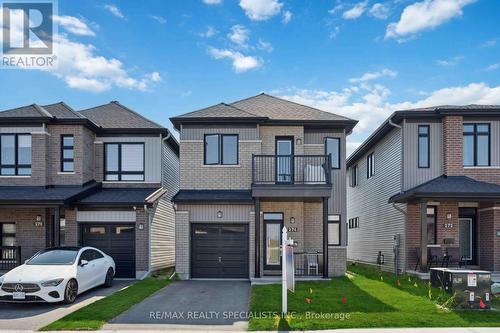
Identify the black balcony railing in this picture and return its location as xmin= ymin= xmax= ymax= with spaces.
xmin=0 ymin=246 xmax=21 ymax=272
xmin=252 ymin=155 xmax=331 ymax=185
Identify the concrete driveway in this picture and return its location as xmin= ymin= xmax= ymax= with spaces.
xmin=0 ymin=280 xmax=132 ymax=330
xmin=104 ymin=280 xmax=251 ymax=331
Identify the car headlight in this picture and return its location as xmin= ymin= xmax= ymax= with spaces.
xmin=41 ymin=278 xmax=64 ymax=287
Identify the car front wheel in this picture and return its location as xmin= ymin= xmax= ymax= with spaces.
xmin=103 ymin=268 xmax=114 ymax=288
xmin=63 ymin=279 xmax=78 ymax=304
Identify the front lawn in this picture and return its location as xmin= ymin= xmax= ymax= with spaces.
xmin=41 ymin=275 xmax=172 ymax=331
xmin=248 ymin=263 xmax=500 ymax=331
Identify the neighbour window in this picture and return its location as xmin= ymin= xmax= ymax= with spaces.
xmin=0 ymin=134 xmax=31 ymax=176
xmin=59 ymin=217 xmax=66 ymax=247
xmin=367 ymin=152 xmax=375 ymax=178
xmin=463 ymin=123 xmax=490 ymax=167
xmin=104 ymin=143 xmax=145 ymax=181
xmin=204 ymin=134 xmax=238 ymax=165
xmin=418 ymin=125 xmax=430 ymax=168
xmin=61 ymin=135 xmax=74 ymax=172
xmin=327 ymin=215 xmax=341 ymax=246
xmin=1 ymin=223 xmax=16 ymax=259
xmin=350 ymin=165 xmax=358 ymax=187
xmin=325 ymin=137 xmax=340 ymax=169
xmin=348 ymin=217 xmax=359 ymax=229
xmin=426 ymin=206 xmax=437 ymax=245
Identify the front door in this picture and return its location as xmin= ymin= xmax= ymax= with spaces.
xmin=459 ymin=207 xmax=477 ymax=265
xmin=263 ymin=213 xmax=283 ymax=270
xmin=275 ymin=137 xmax=294 ymax=183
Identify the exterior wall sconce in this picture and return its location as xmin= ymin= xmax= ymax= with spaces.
xmin=290 ymin=217 xmax=295 ymax=224
xmin=296 ymin=138 xmax=302 ymax=145
xmin=446 ymin=213 xmax=452 ymax=220
xmin=36 ymin=215 xmax=42 ymax=222
xmin=138 ymin=223 xmax=144 ymax=230
xmin=217 ymin=211 xmax=223 ymax=218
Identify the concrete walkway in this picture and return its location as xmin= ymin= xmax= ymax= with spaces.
xmin=104 ymin=280 xmax=251 ymax=331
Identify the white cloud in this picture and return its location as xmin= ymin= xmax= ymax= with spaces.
xmin=282 ymin=10 xmax=292 ymax=24
xmin=369 ymin=3 xmax=390 ymax=20
xmin=150 ymin=15 xmax=166 ymax=24
xmin=386 ymin=0 xmax=476 ymax=40
xmin=199 ymin=25 xmax=217 ymax=38
xmin=257 ymin=38 xmax=273 ymax=52
xmin=279 ymin=82 xmax=500 ymax=154
xmin=203 ymin=0 xmax=223 ymax=4
xmin=486 ymin=63 xmax=500 ymax=71
xmin=482 ymin=39 xmax=497 ymax=48
xmin=239 ymin=0 xmax=283 ymax=21
xmin=329 ymin=26 xmax=341 ymax=39
xmin=349 ymin=68 xmax=398 ymax=83
xmin=342 ymin=1 xmax=369 ymax=20
xmin=436 ymin=55 xmax=464 ymax=66
xmin=208 ymin=47 xmax=261 ymax=73
xmin=228 ymin=25 xmax=250 ymax=48
xmin=104 ymin=4 xmax=125 ymax=19
xmin=52 ymin=15 xmax=95 ymax=36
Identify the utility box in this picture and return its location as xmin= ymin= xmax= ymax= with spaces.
xmin=430 ymin=268 xmax=491 ymax=309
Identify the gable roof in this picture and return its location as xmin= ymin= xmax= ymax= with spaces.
xmin=347 ymin=104 xmax=500 ymax=168
xmin=388 ymin=175 xmax=500 ymax=203
xmin=0 ymin=104 xmax=52 ymax=120
xmin=171 ymin=93 xmax=357 ymax=132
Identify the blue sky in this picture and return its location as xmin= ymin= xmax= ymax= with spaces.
xmin=0 ymin=0 xmax=499 ymax=153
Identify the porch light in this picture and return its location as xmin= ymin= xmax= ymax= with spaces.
xmin=217 ymin=211 xmax=223 ymax=218
xmin=138 ymin=223 xmax=144 ymax=230
xmin=36 ymin=215 xmax=42 ymax=222
xmin=296 ymin=138 xmax=302 ymax=145
xmin=446 ymin=213 xmax=452 ymax=220
xmin=290 ymin=217 xmax=295 ymax=224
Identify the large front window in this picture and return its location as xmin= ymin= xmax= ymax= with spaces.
xmin=463 ymin=123 xmax=490 ymax=167
xmin=328 ymin=214 xmax=341 ymax=246
xmin=105 ymin=143 xmax=145 ymax=181
xmin=325 ymin=137 xmax=340 ymax=169
xmin=0 ymin=134 xmax=31 ymax=176
xmin=204 ymin=134 xmax=238 ymax=165
xmin=61 ymin=135 xmax=74 ymax=172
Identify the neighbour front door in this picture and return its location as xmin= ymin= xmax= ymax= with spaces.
xmin=275 ymin=137 xmax=294 ymax=183
xmin=458 ymin=207 xmax=477 ymax=265
xmin=263 ymin=213 xmax=283 ymax=271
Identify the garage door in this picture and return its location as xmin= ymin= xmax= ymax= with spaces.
xmin=81 ymin=224 xmax=136 ymax=278
xmin=191 ymin=224 xmax=248 ymax=278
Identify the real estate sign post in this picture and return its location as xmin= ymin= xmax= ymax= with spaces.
xmin=282 ymin=226 xmax=295 ymax=317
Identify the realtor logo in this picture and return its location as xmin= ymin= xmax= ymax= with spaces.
xmin=1 ymin=0 xmax=57 ymax=68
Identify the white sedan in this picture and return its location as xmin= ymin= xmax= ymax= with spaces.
xmin=0 ymin=246 xmax=115 ymax=304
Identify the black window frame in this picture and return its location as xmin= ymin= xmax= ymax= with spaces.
xmin=350 ymin=164 xmax=358 ymax=187
xmin=0 ymin=133 xmax=32 ymax=176
xmin=463 ymin=123 xmax=491 ymax=167
xmin=327 ymin=215 xmax=341 ymax=246
xmin=60 ymin=134 xmax=75 ymax=172
xmin=366 ymin=152 xmax=375 ymax=178
xmin=203 ymin=133 xmax=239 ymax=166
xmin=104 ymin=142 xmax=145 ymax=181
xmin=1 ymin=222 xmax=16 ymax=260
xmin=418 ymin=125 xmax=430 ymax=168
xmin=325 ymin=137 xmax=340 ymax=169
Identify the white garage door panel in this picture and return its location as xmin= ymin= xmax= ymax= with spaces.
xmin=77 ymin=211 xmax=136 ymax=222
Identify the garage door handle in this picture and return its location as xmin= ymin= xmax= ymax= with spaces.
xmin=218 ymin=256 xmax=222 ymax=262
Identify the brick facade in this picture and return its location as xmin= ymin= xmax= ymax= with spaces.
xmin=478 ymin=205 xmax=500 ymax=271
xmin=442 ymin=116 xmax=464 ymax=176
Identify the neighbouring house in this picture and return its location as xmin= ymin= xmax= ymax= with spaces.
xmin=346 ymin=105 xmax=500 ymax=274
xmin=170 ymin=93 xmax=358 ymax=280
xmin=0 ymin=101 xmax=179 ymax=279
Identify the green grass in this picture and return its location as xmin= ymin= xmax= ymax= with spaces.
xmin=41 ymin=276 xmax=172 ymax=331
xmin=248 ymin=263 xmax=500 ymax=331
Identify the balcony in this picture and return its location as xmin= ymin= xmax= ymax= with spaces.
xmin=251 ymin=155 xmax=332 ymax=198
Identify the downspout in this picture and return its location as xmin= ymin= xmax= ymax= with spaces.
xmin=142 ymin=204 xmax=153 ymax=279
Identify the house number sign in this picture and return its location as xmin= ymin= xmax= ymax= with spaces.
xmin=443 ymin=223 xmax=453 ymax=229
xmin=288 ymin=227 xmax=298 ymax=232
xmin=34 ymin=221 xmax=44 ymax=227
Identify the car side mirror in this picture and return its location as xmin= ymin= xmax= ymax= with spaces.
xmin=80 ymin=259 xmax=89 ymax=267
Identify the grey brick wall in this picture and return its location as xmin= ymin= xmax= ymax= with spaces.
xmin=175 ymin=210 xmax=190 ymax=279
xmin=328 ymin=247 xmax=347 ymax=277
xmin=64 ymin=208 xmax=78 ymax=246
xmin=135 ymin=208 xmax=150 ymax=273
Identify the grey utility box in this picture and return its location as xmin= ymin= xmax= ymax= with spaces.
xmin=430 ymin=268 xmax=491 ymax=309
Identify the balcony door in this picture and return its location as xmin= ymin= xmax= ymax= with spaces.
xmin=275 ymin=137 xmax=294 ymax=184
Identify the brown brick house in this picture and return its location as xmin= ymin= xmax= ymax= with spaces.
xmin=0 ymin=102 xmax=179 ymax=278
xmin=346 ymin=106 xmax=500 ymax=274
xmin=171 ymin=93 xmax=357 ymax=280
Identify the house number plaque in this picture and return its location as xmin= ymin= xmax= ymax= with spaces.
xmin=34 ymin=221 xmax=44 ymax=227
xmin=288 ymin=227 xmax=298 ymax=232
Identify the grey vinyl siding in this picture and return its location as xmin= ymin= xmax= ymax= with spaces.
xmin=347 ymin=127 xmax=406 ymax=272
xmin=462 ymin=118 xmax=500 ymax=166
xmin=98 ymin=136 xmax=162 ymax=183
xmin=150 ymin=140 xmax=179 ymax=271
xmin=403 ymin=120 xmax=443 ymax=190
xmin=0 ymin=126 xmax=43 ymax=133
xmin=181 ymin=124 xmax=259 ymax=141
xmin=304 ymin=128 xmax=347 ymax=246
xmin=178 ymin=204 xmax=253 ymax=222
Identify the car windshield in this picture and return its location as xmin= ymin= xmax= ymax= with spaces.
xmin=27 ymin=249 xmax=79 ymax=265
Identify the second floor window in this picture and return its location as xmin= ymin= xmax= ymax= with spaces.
xmin=204 ymin=134 xmax=238 ymax=165
xmin=0 ymin=134 xmax=31 ymax=176
xmin=367 ymin=152 xmax=375 ymax=178
xmin=61 ymin=135 xmax=74 ymax=172
xmin=418 ymin=125 xmax=430 ymax=168
xmin=325 ymin=137 xmax=340 ymax=169
xmin=105 ymin=143 xmax=145 ymax=181
xmin=350 ymin=165 xmax=358 ymax=187
xmin=463 ymin=123 xmax=490 ymax=167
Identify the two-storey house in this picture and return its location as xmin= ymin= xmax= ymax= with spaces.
xmin=346 ymin=106 xmax=500 ymax=274
xmin=0 ymin=101 xmax=179 ymax=279
xmin=171 ymin=93 xmax=357 ymax=279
